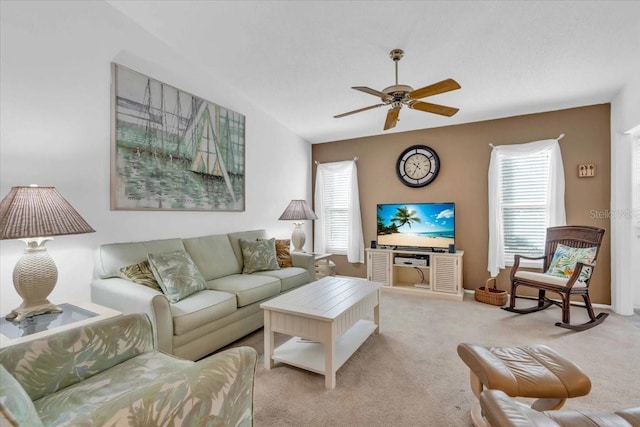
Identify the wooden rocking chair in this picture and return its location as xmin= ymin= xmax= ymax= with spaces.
xmin=502 ymin=225 xmax=607 ymax=331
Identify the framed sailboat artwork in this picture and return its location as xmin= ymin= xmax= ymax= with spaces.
xmin=110 ymin=63 xmax=245 ymax=211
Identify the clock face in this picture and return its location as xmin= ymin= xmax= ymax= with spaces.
xmin=396 ymin=145 xmax=440 ymax=187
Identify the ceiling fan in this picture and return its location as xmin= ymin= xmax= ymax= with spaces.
xmin=334 ymin=49 xmax=461 ymax=130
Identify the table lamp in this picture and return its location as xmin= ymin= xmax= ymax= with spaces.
xmin=0 ymin=185 xmax=95 ymax=322
xmin=278 ymin=199 xmax=317 ymax=252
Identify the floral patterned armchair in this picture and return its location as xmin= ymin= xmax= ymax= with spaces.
xmin=0 ymin=313 xmax=257 ymax=426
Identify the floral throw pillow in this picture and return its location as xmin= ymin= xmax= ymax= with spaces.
xmin=240 ymin=238 xmax=280 ymax=274
xmin=259 ymin=238 xmax=292 ymax=268
xmin=546 ymin=244 xmax=597 ymax=283
xmin=147 ymin=250 xmax=206 ymax=303
xmin=120 ymin=260 xmax=163 ymax=292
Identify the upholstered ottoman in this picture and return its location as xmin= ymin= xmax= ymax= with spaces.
xmin=457 ymin=343 xmax=592 ymax=427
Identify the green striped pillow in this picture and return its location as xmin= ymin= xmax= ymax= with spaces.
xmin=120 ymin=260 xmax=163 ymax=292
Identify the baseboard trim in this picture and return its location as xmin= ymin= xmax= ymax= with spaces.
xmin=464 ymin=288 xmax=611 ymax=310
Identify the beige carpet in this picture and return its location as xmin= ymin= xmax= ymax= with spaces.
xmin=229 ymin=291 xmax=640 ymax=426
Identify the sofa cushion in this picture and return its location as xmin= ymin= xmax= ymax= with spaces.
xmin=94 ymin=238 xmax=186 ymax=279
xmin=119 ymin=260 xmax=162 ymax=292
xmin=0 ymin=365 xmax=44 ymax=427
xmin=170 ymin=290 xmax=237 ymax=336
xmin=183 ymin=234 xmax=242 ymax=280
xmin=207 ymin=274 xmax=281 ymax=307
xmin=240 ymin=238 xmax=280 ymax=274
xmin=33 ymin=351 xmax=194 ymax=426
xmin=32 ymin=348 xmax=257 ymax=427
xmin=255 ymin=267 xmax=310 ymax=292
xmin=148 ymin=250 xmax=206 ymax=303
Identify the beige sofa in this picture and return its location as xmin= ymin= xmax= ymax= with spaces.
xmin=91 ymin=229 xmax=314 ymax=361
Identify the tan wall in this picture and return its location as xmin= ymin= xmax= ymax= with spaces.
xmin=312 ymin=104 xmax=612 ymax=304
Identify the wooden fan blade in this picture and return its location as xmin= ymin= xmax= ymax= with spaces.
xmin=352 ymin=86 xmax=393 ymax=101
xmin=384 ymin=106 xmax=401 ymax=130
xmin=409 ymin=100 xmax=459 ymax=117
xmin=409 ymin=79 xmax=461 ymax=100
xmin=334 ymin=103 xmax=385 ymax=118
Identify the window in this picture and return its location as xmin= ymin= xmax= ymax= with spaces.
xmin=319 ymin=166 xmax=350 ymax=254
xmin=314 ymin=160 xmax=364 ymax=263
xmin=500 ymin=152 xmax=550 ymax=262
xmin=487 ymin=138 xmax=565 ymax=277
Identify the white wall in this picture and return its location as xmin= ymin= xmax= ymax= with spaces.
xmin=0 ymin=1 xmax=312 ymax=314
xmin=610 ymin=73 xmax=640 ymax=314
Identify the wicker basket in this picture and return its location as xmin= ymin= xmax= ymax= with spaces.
xmin=474 ymin=277 xmax=508 ymax=306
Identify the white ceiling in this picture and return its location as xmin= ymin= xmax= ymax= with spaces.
xmin=108 ymin=1 xmax=640 ymax=144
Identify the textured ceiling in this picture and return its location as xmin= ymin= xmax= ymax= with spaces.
xmin=108 ymin=1 xmax=640 ymax=144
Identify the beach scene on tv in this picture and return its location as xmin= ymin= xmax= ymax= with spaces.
xmin=377 ymin=203 xmax=455 ymax=249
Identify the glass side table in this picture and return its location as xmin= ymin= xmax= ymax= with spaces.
xmin=0 ymin=301 xmax=121 ymax=348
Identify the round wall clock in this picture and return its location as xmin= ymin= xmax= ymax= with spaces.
xmin=396 ymin=145 xmax=440 ymax=188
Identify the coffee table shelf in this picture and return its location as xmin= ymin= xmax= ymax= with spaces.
xmin=272 ymin=319 xmax=377 ymax=375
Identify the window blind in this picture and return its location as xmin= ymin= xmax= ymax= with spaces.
xmin=499 ymin=151 xmax=550 ymax=263
xmin=321 ymin=167 xmax=351 ymax=254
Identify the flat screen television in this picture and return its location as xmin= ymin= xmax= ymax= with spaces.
xmin=376 ymin=202 xmax=455 ymax=251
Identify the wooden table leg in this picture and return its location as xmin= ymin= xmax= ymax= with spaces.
xmin=324 ymin=324 xmax=336 ymax=390
xmin=264 ymin=310 xmax=274 ymax=370
xmin=373 ymin=289 xmax=380 ymax=335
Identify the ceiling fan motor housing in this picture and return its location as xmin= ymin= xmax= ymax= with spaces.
xmin=382 ymin=84 xmax=414 ymax=102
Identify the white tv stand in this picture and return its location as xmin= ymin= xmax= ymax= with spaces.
xmin=365 ymin=248 xmax=464 ymax=301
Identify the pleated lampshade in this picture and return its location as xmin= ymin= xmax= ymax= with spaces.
xmin=278 ymin=199 xmax=318 ymax=221
xmin=0 ymin=186 xmax=95 ymax=239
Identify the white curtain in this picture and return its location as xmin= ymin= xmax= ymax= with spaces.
xmin=314 ymin=160 xmax=365 ymax=263
xmin=487 ymin=138 xmax=566 ymax=277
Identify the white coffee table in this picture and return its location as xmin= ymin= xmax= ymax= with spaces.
xmin=260 ymin=276 xmax=383 ymax=389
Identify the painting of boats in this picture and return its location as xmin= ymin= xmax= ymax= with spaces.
xmin=110 ymin=63 xmax=245 ymax=211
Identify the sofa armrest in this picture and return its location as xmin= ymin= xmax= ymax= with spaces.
xmin=191 ymin=346 xmax=258 ymax=425
xmin=90 ymin=278 xmax=173 ymax=354
xmin=0 ymin=365 xmax=44 ymax=427
xmin=291 ymin=252 xmax=316 ymax=282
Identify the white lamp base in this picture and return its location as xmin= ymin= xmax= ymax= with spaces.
xmin=6 ymin=238 xmax=63 ymax=323
xmin=291 ymin=222 xmax=306 ymax=252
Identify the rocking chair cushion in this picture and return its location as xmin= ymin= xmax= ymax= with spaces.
xmin=546 ymin=244 xmax=597 ymax=284
xmin=513 ymin=270 xmax=588 ymax=288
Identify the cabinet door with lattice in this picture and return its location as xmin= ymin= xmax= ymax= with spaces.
xmin=431 ymin=255 xmax=459 ymax=294
xmin=367 ymin=251 xmax=391 ymax=286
